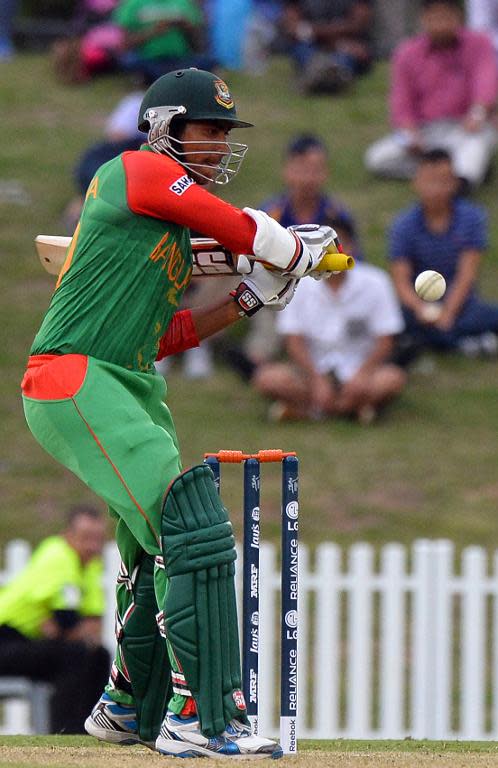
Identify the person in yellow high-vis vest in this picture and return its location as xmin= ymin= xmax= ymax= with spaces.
xmin=0 ymin=505 xmax=110 ymax=733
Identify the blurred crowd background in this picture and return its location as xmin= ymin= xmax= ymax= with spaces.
xmin=0 ymin=1 xmax=497 ymax=486
xmin=1 ymin=0 xmax=422 ymax=73
xmin=3 ymin=1 xmax=498 ymax=424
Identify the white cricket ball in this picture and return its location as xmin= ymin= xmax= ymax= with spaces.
xmin=414 ymin=270 xmax=446 ymax=302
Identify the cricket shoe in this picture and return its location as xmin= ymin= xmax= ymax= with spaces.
xmin=84 ymin=692 xmax=153 ymax=748
xmin=155 ymin=711 xmax=283 ymax=758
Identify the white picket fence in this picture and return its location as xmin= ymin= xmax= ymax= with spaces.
xmin=2 ymin=538 xmax=498 ymax=740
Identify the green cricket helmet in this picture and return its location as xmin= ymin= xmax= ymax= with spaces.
xmin=138 ymin=68 xmax=253 ymax=185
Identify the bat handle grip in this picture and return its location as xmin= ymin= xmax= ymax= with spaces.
xmin=315 ymin=251 xmax=355 ymax=272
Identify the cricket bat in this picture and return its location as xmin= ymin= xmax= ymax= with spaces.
xmin=35 ymin=234 xmax=355 ymax=277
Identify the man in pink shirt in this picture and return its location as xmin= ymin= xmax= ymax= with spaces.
xmin=365 ymin=0 xmax=498 ymax=188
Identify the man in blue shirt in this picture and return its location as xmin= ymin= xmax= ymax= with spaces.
xmin=388 ymin=148 xmax=498 ymax=356
xmin=261 ymin=134 xmax=362 ymax=256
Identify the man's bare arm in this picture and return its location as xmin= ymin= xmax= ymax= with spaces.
xmin=351 ymin=336 xmax=395 ymax=378
xmin=286 ymin=334 xmax=335 ymax=411
xmin=190 ymin=297 xmax=241 ymax=341
xmin=121 ymin=18 xmax=197 ymax=51
xmin=438 ymin=249 xmax=481 ymax=327
xmin=286 ymin=333 xmax=319 ymax=376
xmin=390 ymin=259 xmax=424 ymax=313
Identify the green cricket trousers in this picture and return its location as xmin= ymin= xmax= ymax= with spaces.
xmin=22 ymin=353 xmax=188 ymax=712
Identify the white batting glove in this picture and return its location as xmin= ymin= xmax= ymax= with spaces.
xmin=243 ymin=207 xmax=318 ymax=278
xmin=287 ymin=224 xmax=340 ymax=280
xmin=231 ymin=261 xmax=298 ymax=316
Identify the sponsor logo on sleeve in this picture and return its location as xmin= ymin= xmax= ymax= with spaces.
xmin=169 ymin=175 xmax=194 ymax=196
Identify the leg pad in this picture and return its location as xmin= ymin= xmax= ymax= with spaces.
xmin=120 ymin=555 xmax=172 ymax=742
xmin=162 ymin=465 xmax=247 ymax=736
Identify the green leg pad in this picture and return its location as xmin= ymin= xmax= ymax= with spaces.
xmin=161 ymin=465 xmax=248 ymax=736
xmin=120 ymin=555 xmax=172 ymax=742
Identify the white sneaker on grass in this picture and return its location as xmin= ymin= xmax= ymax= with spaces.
xmin=155 ymin=711 xmax=283 ymax=759
xmin=84 ymin=692 xmax=154 ymax=748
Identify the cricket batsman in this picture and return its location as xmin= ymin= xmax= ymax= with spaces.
xmin=21 ymin=68 xmax=336 ymax=757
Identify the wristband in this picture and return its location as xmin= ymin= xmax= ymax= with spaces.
xmin=230 ymin=284 xmax=263 ymax=317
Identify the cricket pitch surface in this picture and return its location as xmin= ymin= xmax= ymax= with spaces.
xmin=1 ymin=739 xmax=498 ymax=767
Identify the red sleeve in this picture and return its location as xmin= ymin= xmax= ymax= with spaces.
xmin=156 ymin=309 xmax=200 ymax=360
xmin=123 ymin=150 xmax=257 ymax=255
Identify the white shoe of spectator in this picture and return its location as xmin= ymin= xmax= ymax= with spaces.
xmin=479 ymin=331 xmax=498 ymax=357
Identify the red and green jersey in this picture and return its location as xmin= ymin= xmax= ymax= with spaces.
xmin=31 ymin=146 xmax=256 ymax=372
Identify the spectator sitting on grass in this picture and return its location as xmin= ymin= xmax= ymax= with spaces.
xmin=52 ymin=0 xmax=123 ymax=84
xmin=365 ymin=0 xmax=498 ymax=190
xmin=281 ymin=0 xmax=374 ymax=94
xmin=0 ymin=505 xmax=110 ymax=734
xmin=242 ymin=0 xmax=284 ymax=74
xmin=253 ymin=219 xmax=406 ymax=425
xmin=112 ymin=0 xmax=214 ymax=81
xmin=388 ymin=148 xmax=498 ymax=358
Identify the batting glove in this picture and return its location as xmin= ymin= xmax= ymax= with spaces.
xmin=287 ymin=224 xmax=340 ymax=280
xmin=231 ymin=262 xmax=298 ymax=317
xmin=243 ymin=207 xmax=319 ymax=278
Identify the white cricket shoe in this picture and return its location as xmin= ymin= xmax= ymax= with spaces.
xmin=155 ymin=711 xmax=283 ymax=758
xmin=84 ymin=692 xmax=154 ymax=748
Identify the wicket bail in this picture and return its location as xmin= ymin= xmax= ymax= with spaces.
xmin=204 ymin=449 xmax=299 ymax=756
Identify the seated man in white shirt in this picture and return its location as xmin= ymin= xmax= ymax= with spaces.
xmin=253 ymin=223 xmax=407 ymax=423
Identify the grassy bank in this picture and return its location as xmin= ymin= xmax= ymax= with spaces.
xmin=1 ymin=54 xmax=497 ymax=552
